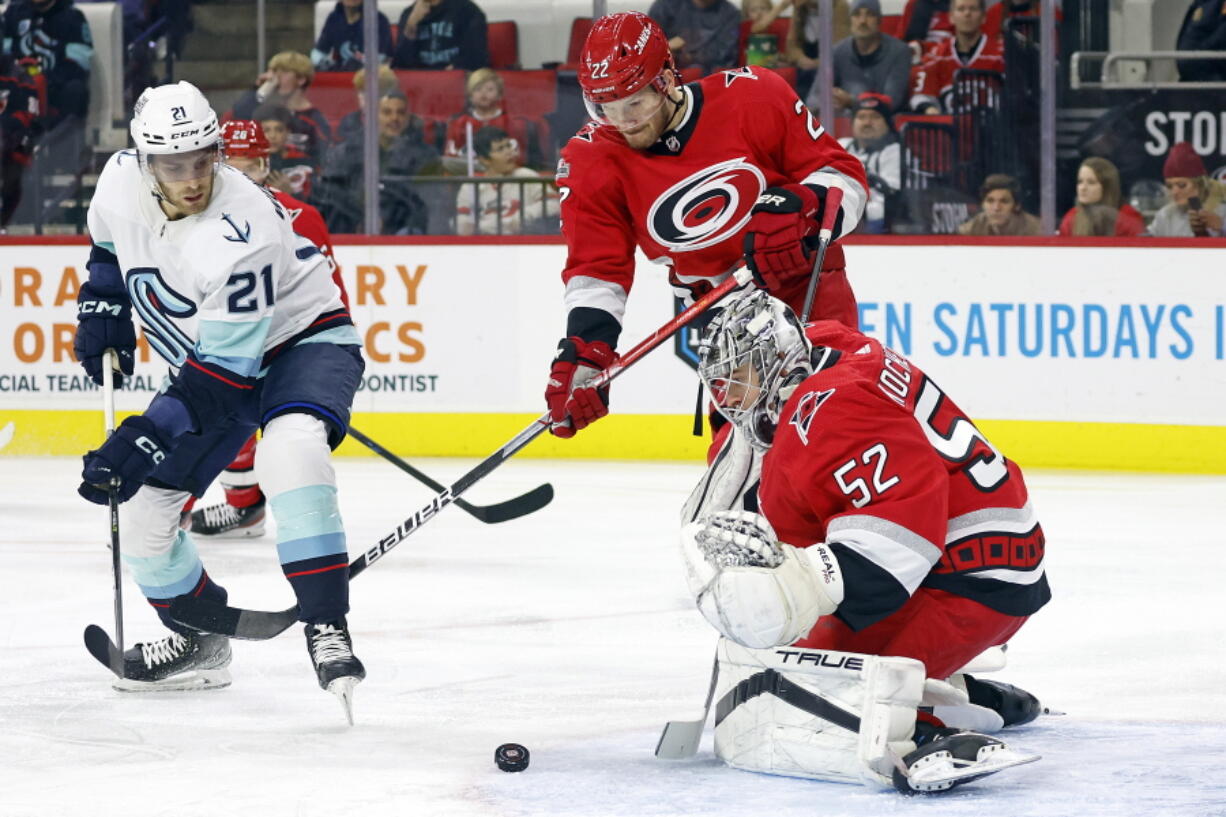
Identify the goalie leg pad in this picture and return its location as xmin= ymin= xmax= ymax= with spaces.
xmin=712 ymin=638 xmax=924 ymax=787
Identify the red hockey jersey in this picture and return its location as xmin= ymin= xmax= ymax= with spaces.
xmin=556 ymin=66 xmax=868 ymax=343
xmin=270 ymin=188 xmax=349 ymax=311
xmin=909 ymin=34 xmax=1006 ymax=113
xmin=759 ymin=322 xmax=1049 ymax=631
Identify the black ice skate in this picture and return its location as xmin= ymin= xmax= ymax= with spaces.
xmin=112 ymin=630 xmax=232 ymax=693
xmin=963 ymin=674 xmax=1045 ymax=727
xmin=892 ymin=723 xmax=1039 ymax=794
xmin=305 ymin=619 xmax=365 ymax=725
xmin=191 ymin=498 xmax=266 ymax=538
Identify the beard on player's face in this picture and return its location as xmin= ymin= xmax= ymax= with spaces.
xmin=614 ymin=86 xmax=682 ymax=150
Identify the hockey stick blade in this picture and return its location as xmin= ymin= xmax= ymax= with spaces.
xmin=83 ymin=624 xmax=124 ymax=678
xmin=169 ymin=596 xmax=300 ymax=641
xmin=656 ymin=653 xmax=720 ymax=759
xmin=346 ymin=425 xmax=554 ymax=524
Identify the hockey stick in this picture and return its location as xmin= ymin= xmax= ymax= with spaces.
xmin=346 ymin=424 xmax=554 ymax=524
xmin=799 ymin=186 xmax=845 ymax=324
xmin=656 ymin=648 xmax=720 ymax=758
xmin=168 ymin=268 xmax=757 ymax=641
xmin=83 ymin=351 xmax=127 ymax=677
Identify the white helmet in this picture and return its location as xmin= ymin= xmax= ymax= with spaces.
xmin=130 ymin=81 xmax=220 ymax=154
xmin=698 ymin=291 xmax=812 ymax=450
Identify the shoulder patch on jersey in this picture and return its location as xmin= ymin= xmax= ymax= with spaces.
xmin=723 ymin=67 xmax=758 ymax=86
xmin=556 ymin=157 xmax=570 ymax=179
xmin=789 ymin=388 xmax=835 ymax=445
xmin=572 ymin=123 xmax=597 ymax=143
xmin=221 ymin=213 xmax=251 ymax=243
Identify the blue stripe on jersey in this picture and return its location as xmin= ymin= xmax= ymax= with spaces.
xmin=197 ymin=317 xmax=271 ymax=377
xmin=270 ymin=484 xmax=347 ymax=565
xmin=295 ymin=326 xmax=362 ymax=347
xmin=123 ymin=530 xmax=206 ymax=599
xmin=66 ymin=42 xmax=94 ymax=72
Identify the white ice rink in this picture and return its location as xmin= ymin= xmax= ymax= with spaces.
xmin=2 ymin=456 xmax=1225 ymax=817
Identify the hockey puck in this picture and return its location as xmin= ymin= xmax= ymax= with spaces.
xmin=495 ymin=742 xmax=530 ymax=772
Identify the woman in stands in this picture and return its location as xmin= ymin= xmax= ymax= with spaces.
xmin=1057 ymin=157 xmax=1145 ymax=237
xmin=1150 ymin=141 xmax=1226 ymax=238
xmin=443 ymin=68 xmax=544 ymax=168
xmin=785 ymin=0 xmax=851 ymax=91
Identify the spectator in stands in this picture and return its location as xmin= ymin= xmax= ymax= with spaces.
xmin=454 ymin=125 xmax=559 ymax=236
xmin=0 ymin=55 xmax=40 ymax=228
xmin=316 ymin=90 xmax=443 ymax=235
xmin=818 ymin=0 xmax=911 ymax=115
xmin=909 ymin=0 xmax=1004 ymax=114
xmin=1057 ymin=157 xmax=1145 ymax=237
xmin=1176 ymin=0 xmax=1226 ymax=82
xmin=232 ymin=51 xmax=332 ymax=165
xmin=900 ymin=0 xmax=952 ymax=60
xmin=786 ymin=0 xmax=850 ymax=93
xmin=958 ymin=173 xmax=1040 ymax=235
xmin=836 ymin=92 xmax=899 ymax=233
xmin=1150 ymin=141 xmax=1226 ymax=237
xmin=983 ymin=0 xmax=1058 ymax=40
xmin=391 ymin=0 xmax=489 ymax=70
xmin=444 ymin=68 xmax=544 ymax=169
xmin=2 ymin=0 xmax=92 ymax=130
xmin=253 ymin=101 xmax=316 ymax=199
xmin=312 ymin=0 xmax=392 ymax=71
xmin=739 ymin=0 xmax=788 ymax=66
xmin=335 ymin=64 xmax=400 ymax=143
xmin=649 ymin=0 xmax=742 ymax=74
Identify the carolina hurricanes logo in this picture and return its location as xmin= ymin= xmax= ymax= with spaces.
xmin=789 ymin=388 xmax=835 ymax=445
xmin=647 ymin=157 xmax=766 ymax=252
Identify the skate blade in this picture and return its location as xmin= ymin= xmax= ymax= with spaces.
xmin=906 ymin=746 xmax=1040 ymax=790
xmin=112 ymin=668 xmax=232 ymax=693
xmin=198 ymin=525 xmax=266 ymax=539
xmin=327 ymin=675 xmax=361 ymax=726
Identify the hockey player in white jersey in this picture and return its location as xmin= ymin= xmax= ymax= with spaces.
xmin=73 ymin=81 xmax=365 ymax=720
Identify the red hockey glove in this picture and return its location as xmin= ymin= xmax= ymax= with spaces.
xmin=743 ymin=184 xmax=837 ymax=292
xmin=545 ymin=337 xmax=617 ymax=438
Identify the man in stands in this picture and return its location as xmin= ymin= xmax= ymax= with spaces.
xmin=540 ymin=12 xmax=867 ymax=439
xmin=820 ymin=0 xmax=911 ymax=116
xmin=231 ymin=51 xmax=332 ymax=166
xmin=391 ymin=0 xmax=489 ymax=71
xmin=837 ymin=92 xmax=900 ymax=233
xmin=187 ymin=120 xmax=349 ymax=538
xmin=909 ymin=0 xmax=1003 ymax=115
xmin=312 ymin=0 xmax=392 ymax=71
xmin=648 ymin=0 xmax=741 ymax=74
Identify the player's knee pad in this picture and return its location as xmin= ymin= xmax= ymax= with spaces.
xmin=256 ymin=412 xmax=336 ymax=498
xmin=713 ymin=638 xmax=924 ymax=788
xmin=119 ymin=484 xmax=193 ymax=559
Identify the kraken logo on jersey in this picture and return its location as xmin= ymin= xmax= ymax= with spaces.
xmin=126 ymin=267 xmax=197 ymax=366
xmin=647 ymin=158 xmax=766 ymax=252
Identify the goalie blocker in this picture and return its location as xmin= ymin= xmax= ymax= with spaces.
xmin=711 ymin=640 xmax=1038 ymax=793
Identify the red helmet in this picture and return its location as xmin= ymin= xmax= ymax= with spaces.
xmin=579 ymin=12 xmax=677 ymax=106
xmin=220 ymin=119 xmax=271 ymax=158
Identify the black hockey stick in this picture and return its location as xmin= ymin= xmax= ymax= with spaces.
xmin=346 ymin=424 xmax=553 ymax=524
xmin=168 ymin=268 xmax=757 ymax=641
xmin=799 ymin=186 xmax=845 ymax=324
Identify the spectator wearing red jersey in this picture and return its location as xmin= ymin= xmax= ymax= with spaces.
xmin=444 ymin=68 xmax=545 ymax=169
xmin=230 ymin=51 xmax=332 ymax=167
xmin=1057 ymin=157 xmax=1145 ymax=238
xmin=909 ymin=0 xmax=1003 ymax=114
xmin=900 ymin=0 xmax=952 ymax=60
xmin=0 ymin=56 xmax=40 ymax=228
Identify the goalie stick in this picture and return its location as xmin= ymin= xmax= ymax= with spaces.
xmin=167 ymin=267 xmax=758 ymax=641
xmin=346 ymin=424 xmax=554 ymax=524
xmin=799 ymin=186 xmax=844 ymax=324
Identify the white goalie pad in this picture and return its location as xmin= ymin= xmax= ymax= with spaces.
xmin=712 ymin=639 xmax=924 ymax=787
xmin=681 ymin=425 xmax=762 ymax=524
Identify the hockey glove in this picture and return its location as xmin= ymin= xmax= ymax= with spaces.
xmin=74 ymin=281 xmax=136 ymax=386
xmin=545 ymin=337 xmax=616 ymax=438
xmin=680 ymin=510 xmax=844 ymax=649
xmin=78 ymin=416 xmax=169 ymax=505
xmin=742 ymin=183 xmax=843 ymax=292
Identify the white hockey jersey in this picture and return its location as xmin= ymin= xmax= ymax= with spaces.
xmin=87 ymin=151 xmax=356 ymax=380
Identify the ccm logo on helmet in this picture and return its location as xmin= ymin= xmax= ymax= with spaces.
xmin=171 ymin=128 xmax=202 ymax=139
xmin=647 ymin=157 xmax=766 ymax=252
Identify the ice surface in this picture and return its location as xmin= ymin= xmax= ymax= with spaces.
xmin=2 ymin=457 xmax=1225 ymax=817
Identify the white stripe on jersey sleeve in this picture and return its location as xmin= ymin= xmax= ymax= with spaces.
xmin=945 ymin=503 xmax=1040 ymax=542
xmin=801 ymin=168 xmax=868 ymax=240
xmin=563 ymin=275 xmax=629 ymax=325
xmin=976 ymin=557 xmax=1048 ymax=585
xmin=826 ymin=513 xmax=943 ymax=596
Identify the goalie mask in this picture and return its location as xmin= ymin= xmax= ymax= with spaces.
xmin=699 ymin=291 xmax=812 ymax=450
xmin=130 ymin=81 xmax=222 ymax=206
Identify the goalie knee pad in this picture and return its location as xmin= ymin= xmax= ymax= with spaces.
xmin=712 ymin=638 xmax=924 ymax=787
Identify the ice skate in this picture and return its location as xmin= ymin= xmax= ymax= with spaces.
xmin=191 ymin=498 xmax=266 ymax=538
xmin=305 ymin=619 xmax=365 ymax=725
xmin=112 ymin=630 xmax=232 ymax=692
xmin=892 ymin=723 xmax=1039 ymax=794
xmin=963 ymin=674 xmax=1045 ymax=726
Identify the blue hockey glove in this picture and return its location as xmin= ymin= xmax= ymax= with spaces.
xmin=75 ymin=281 xmax=136 ymax=386
xmin=78 ymin=416 xmax=169 ymax=505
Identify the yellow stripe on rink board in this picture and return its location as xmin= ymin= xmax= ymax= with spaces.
xmin=2 ymin=409 xmax=1224 ymax=474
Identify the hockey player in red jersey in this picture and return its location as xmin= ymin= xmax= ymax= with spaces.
xmin=187 ymin=120 xmax=351 ymax=537
xmin=909 ymin=0 xmax=1005 ymax=114
xmin=543 ymin=11 xmax=869 ymax=438
xmin=678 ymin=290 xmax=1048 ymax=792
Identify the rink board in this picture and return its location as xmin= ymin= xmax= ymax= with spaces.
xmin=1 ymin=236 xmax=1224 ymax=472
